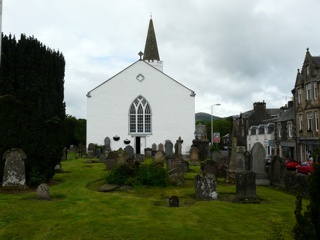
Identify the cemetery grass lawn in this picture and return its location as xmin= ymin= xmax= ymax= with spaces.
xmin=0 ymin=156 xmax=302 ymax=239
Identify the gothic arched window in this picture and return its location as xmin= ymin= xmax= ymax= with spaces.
xmin=129 ymin=96 xmax=151 ymax=134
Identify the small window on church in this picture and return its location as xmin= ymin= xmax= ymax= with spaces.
xmin=129 ymin=96 xmax=152 ymax=134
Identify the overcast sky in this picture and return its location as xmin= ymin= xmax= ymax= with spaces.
xmin=2 ymin=0 xmax=320 ymax=119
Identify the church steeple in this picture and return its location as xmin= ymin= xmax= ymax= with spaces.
xmin=143 ymin=18 xmax=160 ymax=61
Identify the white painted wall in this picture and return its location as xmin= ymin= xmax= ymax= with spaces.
xmin=87 ymin=60 xmax=195 ymax=154
xmin=247 ymin=124 xmax=274 ymax=156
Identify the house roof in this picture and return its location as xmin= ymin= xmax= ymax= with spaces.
xmin=268 ymin=107 xmax=294 ymax=123
xmin=143 ymin=18 xmax=160 ymax=61
xmin=86 ymin=60 xmax=195 ymax=96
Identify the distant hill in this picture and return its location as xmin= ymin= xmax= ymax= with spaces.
xmin=195 ymin=112 xmax=221 ymax=122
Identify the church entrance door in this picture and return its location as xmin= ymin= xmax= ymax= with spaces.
xmin=135 ymin=137 xmax=141 ymax=154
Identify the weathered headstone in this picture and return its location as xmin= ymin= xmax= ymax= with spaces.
xmin=226 ymin=137 xmax=238 ymax=182
xmin=116 ymin=148 xmax=126 ymax=165
xmin=251 ymin=142 xmax=269 ymax=185
xmin=270 ymin=156 xmax=286 ymax=185
xmin=168 ymin=168 xmax=184 ymax=186
xmin=201 ymin=160 xmax=218 ymax=177
xmin=104 ymin=137 xmax=111 ymax=152
xmin=95 ymin=148 xmax=101 ymax=157
xmin=165 ymin=140 xmax=173 ymax=157
xmin=166 ymin=158 xmax=174 ymax=171
xmin=125 ymin=145 xmax=134 ymax=162
xmin=169 ymin=196 xmax=179 ymax=207
xmin=2 ymin=148 xmax=26 ymax=187
xmin=211 ymin=151 xmax=223 ymax=164
xmin=99 ymin=154 xmax=107 ymax=163
xmin=152 ymin=143 xmax=157 ymax=156
xmin=158 ymin=143 xmax=164 ymax=152
xmin=237 ymin=154 xmax=246 ymax=172
xmin=235 ymin=171 xmax=256 ymax=201
xmin=37 ymin=183 xmax=50 ymax=200
xmin=189 ymin=147 xmax=199 ymax=165
xmin=87 ymin=143 xmax=95 ymax=158
xmin=191 ymin=139 xmax=209 ymax=161
xmin=194 ymin=172 xmax=217 ymax=200
xmin=154 ymin=151 xmax=165 ymax=167
xmin=144 ymin=148 xmax=152 ymax=157
xmin=106 ymin=151 xmax=117 ymax=170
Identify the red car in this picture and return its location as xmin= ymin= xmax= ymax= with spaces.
xmin=286 ymin=160 xmax=300 ymax=170
xmin=295 ymin=161 xmax=313 ymax=175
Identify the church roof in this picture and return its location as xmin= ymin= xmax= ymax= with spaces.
xmin=143 ymin=18 xmax=160 ymax=61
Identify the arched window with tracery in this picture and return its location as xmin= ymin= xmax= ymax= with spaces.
xmin=129 ymin=96 xmax=151 ymax=134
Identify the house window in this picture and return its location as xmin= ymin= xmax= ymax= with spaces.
xmin=306 ymin=83 xmax=312 ymax=100
xmin=298 ymin=88 xmax=302 ymax=104
xmin=287 ymin=122 xmax=292 ymax=138
xmin=307 ymin=112 xmax=313 ymax=131
xmin=314 ymin=82 xmax=318 ymax=99
xmin=315 ymin=112 xmax=319 ymax=132
xmin=277 ymin=123 xmax=281 ymax=137
xmin=129 ymin=96 xmax=151 ymax=134
xmin=299 ymin=114 xmax=303 ymax=131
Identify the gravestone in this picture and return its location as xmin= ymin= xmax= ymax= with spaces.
xmin=243 ymin=151 xmax=251 ymax=170
xmin=99 ymin=154 xmax=107 ymax=163
xmin=154 ymin=151 xmax=165 ymax=167
xmin=125 ymin=145 xmax=134 ymax=163
xmin=144 ymin=148 xmax=152 ymax=157
xmin=168 ymin=168 xmax=184 ymax=186
xmin=235 ymin=171 xmax=256 ymax=201
xmin=201 ymin=160 xmax=218 ymax=177
xmin=116 ymin=148 xmax=126 ymax=165
xmin=104 ymin=137 xmax=111 ymax=152
xmin=152 ymin=143 xmax=157 ymax=156
xmin=226 ymin=137 xmax=238 ymax=182
xmin=251 ymin=142 xmax=269 ymax=185
xmin=211 ymin=151 xmax=223 ymax=164
xmin=194 ymin=172 xmax=217 ymax=200
xmin=87 ymin=143 xmax=95 ymax=158
xmin=237 ymin=154 xmax=246 ymax=172
xmin=95 ymin=148 xmax=101 ymax=157
xmin=166 ymin=158 xmax=174 ymax=171
xmin=158 ymin=143 xmax=164 ymax=152
xmin=37 ymin=183 xmax=50 ymax=200
xmin=270 ymin=156 xmax=286 ymax=186
xmin=169 ymin=196 xmax=179 ymax=207
xmin=189 ymin=147 xmax=199 ymax=165
xmin=165 ymin=140 xmax=173 ymax=157
xmin=2 ymin=148 xmax=26 ymax=187
xmin=191 ymin=139 xmax=209 ymax=161
xmin=106 ymin=151 xmax=117 ymax=170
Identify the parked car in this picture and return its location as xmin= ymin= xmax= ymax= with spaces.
xmin=295 ymin=161 xmax=313 ymax=175
xmin=286 ymin=160 xmax=300 ymax=170
xmin=265 ymin=155 xmax=272 ymax=165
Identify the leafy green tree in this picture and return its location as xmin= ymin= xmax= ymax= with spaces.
xmin=0 ymin=34 xmax=65 ymax=185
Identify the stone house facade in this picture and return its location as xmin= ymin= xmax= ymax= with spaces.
xmin=292 ymin=48 xmax=320 ymax=161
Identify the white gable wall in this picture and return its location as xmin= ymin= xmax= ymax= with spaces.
xmin=87 ymin=61 xmax=195 ymax=154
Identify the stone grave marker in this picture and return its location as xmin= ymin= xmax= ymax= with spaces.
xmin=165 ymin=140 xmax=173 ymax=157
xmin=158 ymin=143 xmax=164 ymax=152
xmin=169 ymin=196 xmax=179 ymax=207
xmin=244 ymin=151 xmax=251 ymax=170
xmin=125 ymin=145 xmax=134 ymax=163
xmin=154 ymin=151 xmax=165 ymax=167
xmin=116 ymin=148 xmax=126 ymax=165
xmin=235 ymin=170 xmax=256 ymax=201
xmin=144 ymin=148 xmax=152 ymax=157
xmin=270 ymin=156 xmax=286 ymax=185
xmin=106 ymin=151 xmax=117 ymax=170
xmin=251 ymin=142 xmax=269 ymax=185
xmin=194 ymin=172 xmax=217 ymax=200
xmin=87 ymin=143 xmax=95 ymax=158
xmin=2 ymin=148 xmax=26 ymax=187
xmin=211 ymin=151 xmax=223 ymax=164
xmin=37 ymin=183 xmax=50 ymax=200
xmin=104 ymin=137 xmax=111 ymax=152
xmin=168 ymin=168 xmax=184 ymax=186
xmin=201 ymin=160 xmax=218 ymax=177
xmin=189 ymin=147 xmax=199 ymax=165
xmin=237 ymin=154 xmax=246 ymax=172
xmin=152 ymin=143 xmax=157 ymax=156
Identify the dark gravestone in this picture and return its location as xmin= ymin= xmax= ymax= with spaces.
xmin=144 ymin=148 xmax=152 ymax=157
xmin=37 ymin=183 xmax=50 ymax=200
xmin=2 ymin=148 xmax=27 ymax=187
xmin=194 ymin=173 xmax=217 ymax=200
xmin=95 ymin=148 xmax=101 ymax=157
xmin=116 ymin=148 xmax=126 ymax=165
xmin=201 ymin=160 xmax=218 ymax=177
xmin=244 ymin=151 xmax=251 ymax=170
xmin=166 ymin=158 xmax=174 ymax=171
xmin=168 ymin=168 xmax=184 ymax=186
xmin=125 ymin=145 xmax=134 ymax=162
xmin=270 ymin=156 xmax=286 ymax=186
xmin=87 ymin=143 xmax=95 ymax=158
xmin=211 ymin=151 xmax=223 ymax=164
xmin=169 ymin=196 xmax=179 ymax=207
xmin=154 ymin=151 xmax=165 ymax=167
xmin=235 ymin=171 xmax=256 ymax=201
xmin=165 ymin=140 xmax=173 ymax=157
xmin=152 ymin=143 xmax=157 ymax=156
xmin=191 ymin=139 xmax=209 ymax=161
xmin=106 ymin=151 xmax=117 ymax=170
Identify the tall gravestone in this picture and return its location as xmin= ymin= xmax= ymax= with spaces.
xmin=270 ymin=156 xmax=286 ymax=186
xmin=2 ymin=148 xmax=27 ymax=187
xmin=251 ymin=142 xmax=270 ymax=185
xmin=212 ymin=151 xmax=223 ymax=164
xmin=237 ymin=154 xmax=246 ymax=172
xmin=244 ymin=151 xmax=251 ymax=171
xmin=226 ymin=137 xmax=238 ymax=182
xmin=189 ymin=147 xmax=199 ymax=165
xmin=87 ymin=143 xmax=95 ymax=158
xmin=152 ymin=143 xmax=157 ymax=156
xmin=104 ymin=137 xmax=111 ymax=152
xmin=124 ymin=145 xmax=134 ymax=163
xmin=158 ymin=143 xmax=164 ymax=152
xmin=165 ymin=140 xmax=173 ymax=157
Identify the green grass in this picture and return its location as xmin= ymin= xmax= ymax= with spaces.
xmin=0 ymin=156 xmax=304 ymax=239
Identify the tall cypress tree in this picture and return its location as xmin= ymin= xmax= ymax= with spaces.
xmin=0 ymin=34 xmax=66 ymax=185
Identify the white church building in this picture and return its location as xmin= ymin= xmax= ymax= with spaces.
xmin=86 ymin=18 xmax=196 ymax=155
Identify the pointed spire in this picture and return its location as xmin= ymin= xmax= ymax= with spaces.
xmin=143 ymin=18 xmax=160 ymax=61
